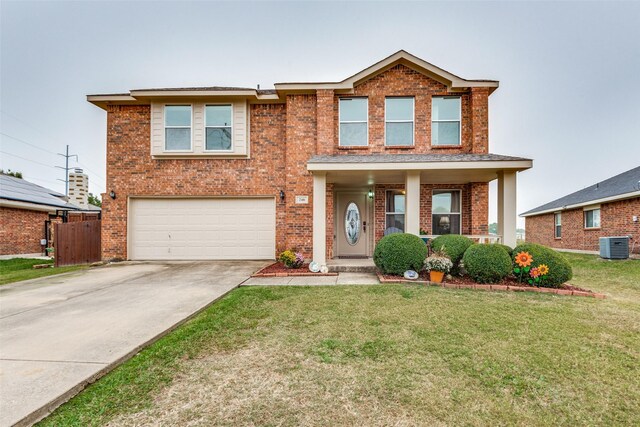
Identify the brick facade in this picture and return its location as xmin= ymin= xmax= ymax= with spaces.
xmin=0 ymin=207 xmax=48 ymax=255
xmin=525 ymin=197 xmax=640 ymax=254
xmin=100 ymin=63 xmax=493 ymax=261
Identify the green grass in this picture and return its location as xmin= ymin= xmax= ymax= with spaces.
xmin=0 ymin=258 xmax=86 ymax=286
xmin=39 ymin=254 xmax=640 ymax=426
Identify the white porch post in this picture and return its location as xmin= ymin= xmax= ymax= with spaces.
xmin=312 ymin=172 xmax=327 ymax=266
xmin=405 ymin=171 xmax=421 ymax=235
xmin=497 ymin=170 xmax=517 ymax=247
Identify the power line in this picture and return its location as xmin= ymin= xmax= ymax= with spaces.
xmin=0 ymin=132 xmax=58 ymax=156
xmin=55 ymin=145 xmax=78 ymax=196
xmin=0 ymin=150 xmax=57 ymax=169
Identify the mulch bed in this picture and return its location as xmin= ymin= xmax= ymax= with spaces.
xmin=252 ymin=262 xmax=338 ymax=277
xmin=378 ymin=271 xmax=605 ymax=298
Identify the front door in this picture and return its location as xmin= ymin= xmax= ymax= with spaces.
xmin=336 ymin=192 xmax=369 ymax=257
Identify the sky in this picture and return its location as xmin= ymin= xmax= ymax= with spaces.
xmin=1 ymin=0 xmax=639 ymax=228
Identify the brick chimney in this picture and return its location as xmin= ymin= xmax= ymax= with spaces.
xmin=68 ymin=168 xmax=89 ymax=208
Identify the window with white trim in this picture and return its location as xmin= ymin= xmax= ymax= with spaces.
xmin=339 ymin=98 xmax=368 ymax=146
xmin=431 ymin=97 xmax=461 ymax=146
xmin=385 ymin=190 xmax=405 ymax=235
xmin=205 ymin=105 xmax=232 ymax=151
xmin=385 ymin=97 xmax=414 ymax=146
xmin=164 ymin=105 xmax=192 ymax=151
xmin=554 ymin=213 xmax=562 ymax=238
xmin=584 ymin=208 xmax=601 ymax=229
xmin=432 ymin=190 xmax=461 ymax=235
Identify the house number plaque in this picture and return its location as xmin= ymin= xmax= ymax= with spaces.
xmin=295 ymin=195 xmax=309 ymax=204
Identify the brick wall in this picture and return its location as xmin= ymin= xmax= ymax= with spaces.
xmin=0 ymin=207 xmax=48 ymax=255
xmin=102 ymin=103 xmax=287 ymax=261
xmin=525 ymin=197 xmax=640 ymax=254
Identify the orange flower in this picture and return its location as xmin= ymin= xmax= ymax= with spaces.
xmin=538 ymin=264 xmax=549 ymax=275
xmin=530 ymin=267 xmax=540 ymax=278
xmin=515 ymin=251 xmax=533 ymax=267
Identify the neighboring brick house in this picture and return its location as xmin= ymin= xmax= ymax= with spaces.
xmin=0 ymin=173 xmax=100 ymax=256
xmin=523 ymin=166 xmax=640 ymax=254
xmin=88 ymin=50 xmax=532 ymax=264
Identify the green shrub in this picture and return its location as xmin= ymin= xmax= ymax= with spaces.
xmin=492 ymin=243 xmax=513 ymax=257
xmin=462 ymin=244 xmax=513 ymax=284
xmin=429 ymin=235 xmax=474 ymax=272
xmin=512 ymin=243 xmax=573 ymax=288
xmin=374 ymin=233 xmax=428 ymax=275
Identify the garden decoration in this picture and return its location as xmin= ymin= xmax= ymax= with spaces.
xmin=514 ymin=251 xmax=550 ymax=286
xmin=424 ymin=253 xmax=453 ymax=283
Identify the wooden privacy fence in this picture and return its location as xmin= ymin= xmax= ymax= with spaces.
xmin=54 ymin=220 xmax=101 ymax=267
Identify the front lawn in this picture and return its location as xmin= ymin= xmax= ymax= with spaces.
xmin=40 ymin=253 xmax=640 ymax=426
xmin=0 ymin=258 xmax=86 ymax=286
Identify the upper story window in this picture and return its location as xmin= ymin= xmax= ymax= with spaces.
xmin=385 ymin=190 xmax=405 ymax=235
xmin=432 ymin=190 xmax=461 ymax=235
xmin=584 ymin=208 xmax=601 ymax=229
xmin=205 ymin=105 xmax=233 ymax=151
xmin=164 ymin=105 xmax=192 ymax=151
xmin=339 ymin=98 xmax=368 ymax=146
xmin=554 ymin=213 xmax=562 ymax=238
xmin=385 ymin=97 xmax=414 ymax=146
xmin=431 ymin=97 xmax=461 ymax=146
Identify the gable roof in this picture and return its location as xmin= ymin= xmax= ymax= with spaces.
xmin=274 ymin=50 xmax=499 ymax=94
xmin=88 ymin=50 xmax=499 ymax=109
xmin=521 ymin=166 xmax=640 ymax=217
xmin=0 ymin=174 xmax=76 ymax=210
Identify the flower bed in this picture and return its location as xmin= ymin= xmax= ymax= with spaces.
xmin=376 ymin=271 xmax=605 ymax=298
xmin=252 ymin=262 xmax=337 ymax=277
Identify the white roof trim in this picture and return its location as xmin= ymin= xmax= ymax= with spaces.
xmin=521 ymin=190 xmax=640 ymax=217
xmin=0 ymin=199 xmax=67 ymax=213
xmin=275 ymin=50 xmax=499 ymax=92
xmin=308 ymin=160 xmax=532 ymax=172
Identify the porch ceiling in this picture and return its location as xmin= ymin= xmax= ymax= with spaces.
xmin=308 ymin=153 xmax=533 ymax=185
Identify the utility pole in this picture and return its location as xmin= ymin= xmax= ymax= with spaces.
xmin=56 ymin=145 xmax=78 ymax=196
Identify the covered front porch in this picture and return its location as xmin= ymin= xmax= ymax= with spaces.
xmin=309 ymin=154 xmax=532 ymax=267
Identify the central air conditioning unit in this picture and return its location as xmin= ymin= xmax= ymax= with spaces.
xmin=599 ymin=236 xmax=630 ymax=259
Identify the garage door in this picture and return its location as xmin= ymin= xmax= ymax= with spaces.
xmin=129 ymin=198 xmax=276 ymax=260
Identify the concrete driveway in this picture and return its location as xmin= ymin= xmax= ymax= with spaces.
xmin=0 ymin=261 xmax=266 ymax=427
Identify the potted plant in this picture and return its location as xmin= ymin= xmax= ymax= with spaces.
xmin=424 ymin=253 xmax=453 ymax=283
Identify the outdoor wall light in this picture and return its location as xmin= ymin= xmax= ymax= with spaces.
xmin=279 ymin=190 xmax=285 ymax=202
xmin=109 ymin=190 xmax=116 ymax=200
xmin=367 ymin=189 xmax=374 ymax=199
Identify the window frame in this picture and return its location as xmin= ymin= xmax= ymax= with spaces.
xmin=164 ymin=104 xmax=193 ymax=152
xmin=385 ymin=189 xmax=406 ymax=234
xmin=338 ymin=97 xmax=369 ymax=147
xmin=584 ymin=207 xmax=601 ymax=229
xmin=384 ymin=96 xmax=415 ymax=147
xmin=554 ymin=212 xmax=562 ymax=239
xmin=431 ymin=189 xmax=462 ymax=235
xmin=204 ymin=104 xmax=234 ymax=152
xmin=431 ymin=96 xmax=462 ymax=147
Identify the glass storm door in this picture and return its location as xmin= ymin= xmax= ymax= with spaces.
xmin=337 ymin=192 xmax=369 ymax=257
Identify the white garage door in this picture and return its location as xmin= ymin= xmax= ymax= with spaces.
xmin=129 ymin=198 xmax=276 ymax=260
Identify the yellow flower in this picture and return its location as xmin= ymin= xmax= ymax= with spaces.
xmin=515 ymin=251 xmax=533 ymax=268
xmin=538 ymin=264 xmax=549 ymax=275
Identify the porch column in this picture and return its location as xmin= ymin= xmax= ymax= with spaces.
xmin=405 ymin=171 xmax=421 ymax=235
xmin=497 ymin=170 xmax=517 ymax=247
xmin=312 ymin=172 xmax=327 ymax=266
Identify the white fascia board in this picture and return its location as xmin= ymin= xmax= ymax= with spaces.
xmin=307 ymin=160 xmax=532 ymax=172
xmin=0 ymin=199 xmax=66 ymax=213
xmin=520 ymin=190 xmax=640 ymax=217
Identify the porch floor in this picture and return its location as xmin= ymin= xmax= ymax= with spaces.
xmin=327 ymin=258 xmax=376 ymax=273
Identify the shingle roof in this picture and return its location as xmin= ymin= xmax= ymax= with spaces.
xmin=308 ymin=153 xmax=531 ymax=163
xmin=0 ymin=174 xmax=76 ymax=210
xmin=128 ymin=86 xmax=277 ymax=95
xmin=522 ymin=166 xmax=640 ymax=216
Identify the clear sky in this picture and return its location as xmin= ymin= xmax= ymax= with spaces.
xmin=2 ymin=0 xmax=639 ymax=227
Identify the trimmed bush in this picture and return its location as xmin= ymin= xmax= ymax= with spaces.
xmin=512 ymin=243 xmax=573 ymax=288
xmin=492 ymin=243 xmax=513 ymax=257
xmin=462 ymin=244 xmax=512 ymax=284
xmin=374 ymin=233 xmax=428 ymax=275
xmin=429 ymin=235 xmax=474 ymax=272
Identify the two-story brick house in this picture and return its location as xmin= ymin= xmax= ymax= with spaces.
xmin=89 ymin=50 xmax=532 ymax=265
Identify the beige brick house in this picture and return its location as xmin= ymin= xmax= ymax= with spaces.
xmin=89 ymin=50 xmax=532 ymax=265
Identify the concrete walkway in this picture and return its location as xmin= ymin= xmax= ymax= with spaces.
xmin=0 ymin=261 xmax=266 ymax=427
xmin=242 ymin=272 xmax=380 ymax=286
